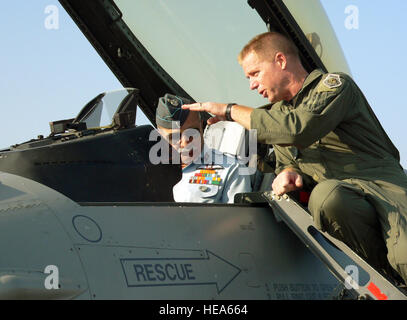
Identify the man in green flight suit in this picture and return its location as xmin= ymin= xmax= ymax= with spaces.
xmin=182 ymin=32 xmax=407 ymax=284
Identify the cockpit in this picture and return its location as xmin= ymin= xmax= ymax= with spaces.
xmin=0 ymin=86 xmax=280 ymax=205
xmin=0 ymin=0 xmax=351 ymax=206
xmin=0 ymin=89 xmax=268 ymax=204
xmin=0 ymin=89 xmax=179 ymax=203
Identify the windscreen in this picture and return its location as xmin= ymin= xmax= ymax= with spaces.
xmin=282 ymin=0 xmax=350 ymax=74
xmin=116 ymin=0 xmax=268 ymax=107
xmin=76 ymin=88 xmax=136 ymax=128
xmin=115 ymin=0 xmax=350 ymax=107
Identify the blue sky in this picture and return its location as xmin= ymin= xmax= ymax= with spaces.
xmin=320 ymin=0 xmax=407 ymax=167
xmin=1 ymin=1 xmax=407 ymax=167
xmin=0 ymin=0 xmax=125 ymax=147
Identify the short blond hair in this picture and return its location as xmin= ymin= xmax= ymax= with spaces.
xmin=238 ymin=32 xmax=299 ymax=64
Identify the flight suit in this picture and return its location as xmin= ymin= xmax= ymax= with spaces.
xmin=173 ymin=147 xmax=252 ymax=203
xmin=250 ymin=69 xmax=407 ymax=283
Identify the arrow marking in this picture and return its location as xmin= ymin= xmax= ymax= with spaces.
xmin=120 ymin=250 xmax=241 ymax=294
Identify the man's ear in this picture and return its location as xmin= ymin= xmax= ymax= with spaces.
xmin=275 ymin=52 xmax=287 ymax=70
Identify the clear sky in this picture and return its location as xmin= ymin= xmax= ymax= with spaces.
xmin=320 ymin=0 xmax=407 ymax=168
xmin=1 ymin=1 xmax=407 ymax=167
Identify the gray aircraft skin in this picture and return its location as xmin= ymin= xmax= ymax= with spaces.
xmin=0 ymin=0 xmax=406 ymax=300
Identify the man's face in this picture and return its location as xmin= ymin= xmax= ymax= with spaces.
xmin=241 ymin=50 xmax=287 ymax=103
xmin=158 ymin=112 xmax=203 ymax=165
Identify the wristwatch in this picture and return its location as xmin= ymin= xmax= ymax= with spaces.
xmin=225 ymin=103 xmax=236 ymax=121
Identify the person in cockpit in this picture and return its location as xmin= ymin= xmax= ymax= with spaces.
xmin=155 ymin=93 xmax=251 ymax=203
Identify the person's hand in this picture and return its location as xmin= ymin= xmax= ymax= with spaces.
xmin=272 ymin=169 xmax=303 ymax=196
xmin=182 ymin=102 xmax=227 ymax=125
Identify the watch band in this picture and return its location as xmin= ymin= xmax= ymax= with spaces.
xmin=225 ymin=103 xmax=236 ymax=121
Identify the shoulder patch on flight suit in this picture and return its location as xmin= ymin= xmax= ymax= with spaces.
xmin=323 ymin=74 xmax=342 ymax=88
xmin=317 ymin=74 xmax=343 ymax=93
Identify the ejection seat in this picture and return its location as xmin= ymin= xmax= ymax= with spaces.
xmin=203 ymin=121 xmax=276 ymax=203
